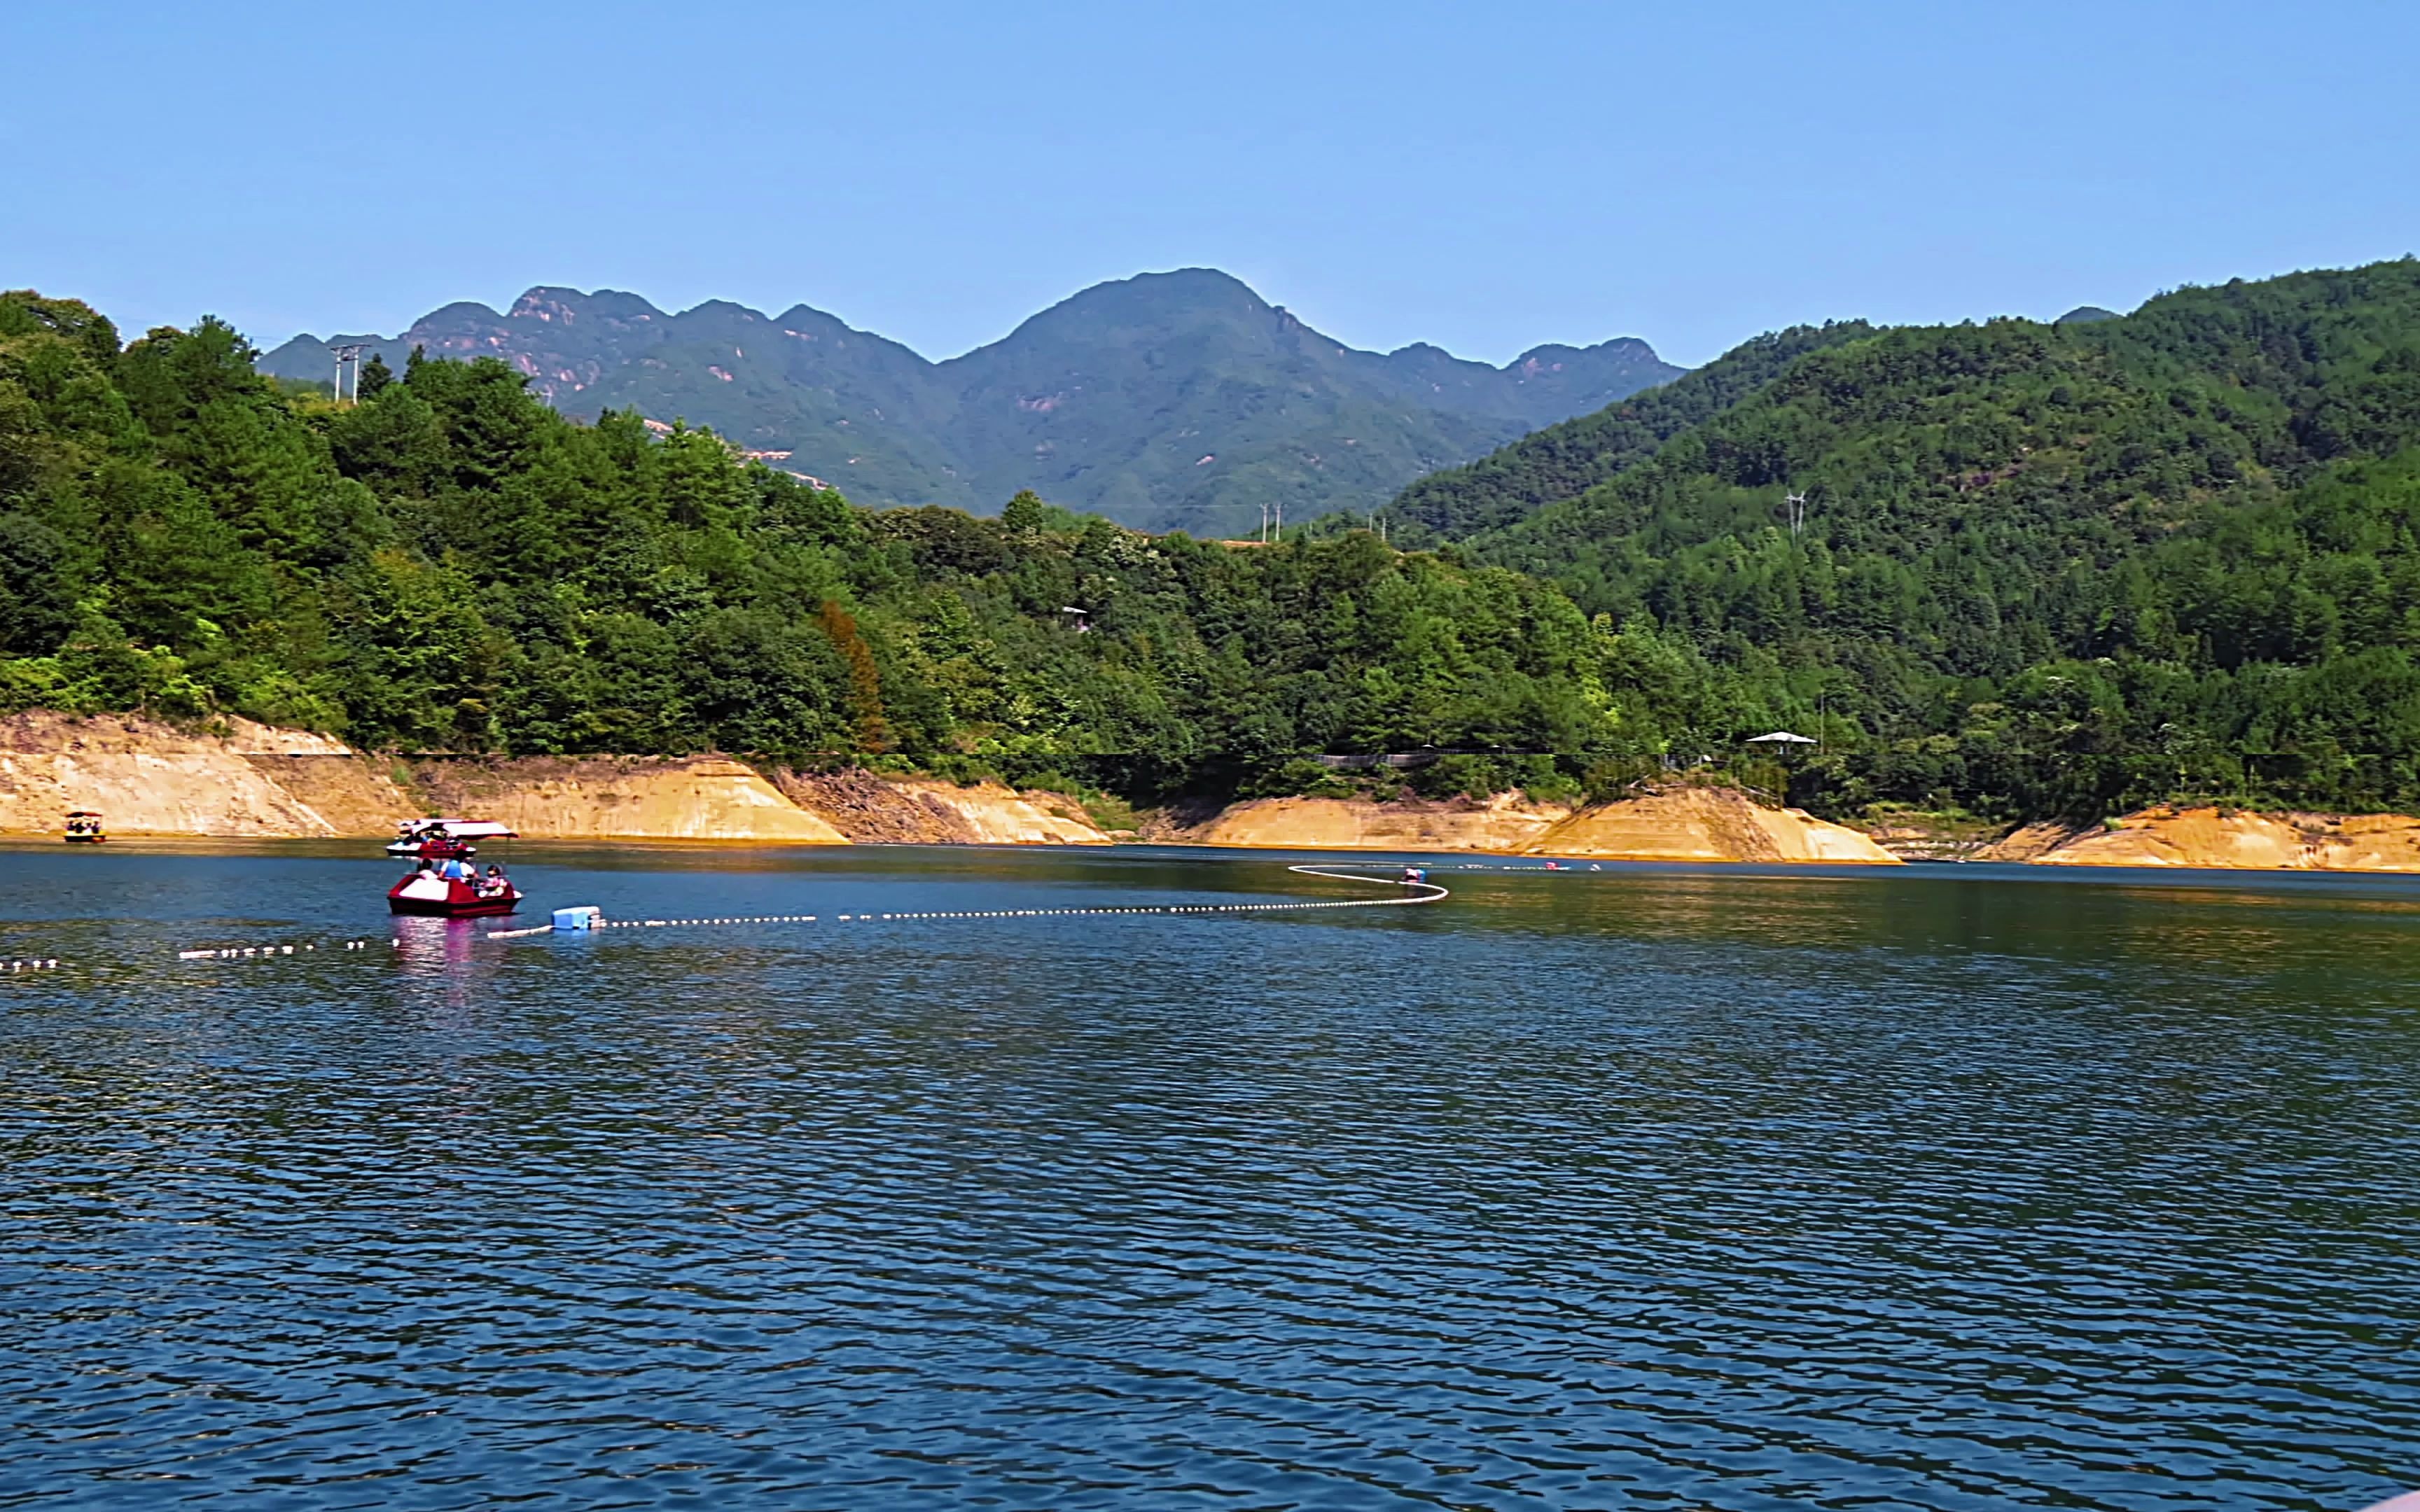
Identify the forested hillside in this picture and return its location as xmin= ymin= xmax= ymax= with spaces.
xmin=1379 ymin=321 xmax=1876 ymax=542
xmin=1402 ymin=258 xmax=2420 ymax=818
xmin=258 ymin=270 xmax=1683 ymax=539
xmin=18 ymin=260 xmax=2420 ymax=828
xmin=0 ymin=290 xmax=1626 ymax=806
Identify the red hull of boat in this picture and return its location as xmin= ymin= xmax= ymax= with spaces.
xmin=388 ymin=895 xmax=521 ymax=918
xmin=387 ymin=876 xmax=521 ymax=917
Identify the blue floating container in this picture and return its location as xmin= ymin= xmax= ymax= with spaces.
xmin=552 ymin=906 xmax=603 ymax=932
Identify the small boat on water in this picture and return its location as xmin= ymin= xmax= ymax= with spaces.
xmin=63 ymin=811 xmax=106 ymax=844
xmin=387 ymin=822 xmax=522 ymax=918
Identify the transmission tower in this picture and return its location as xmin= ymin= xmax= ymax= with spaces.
xmin=1784 ymin=491 xmax=1808 ymax=538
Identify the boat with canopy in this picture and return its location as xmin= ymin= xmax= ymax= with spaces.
xmin=387 ymin=821 xmax=522 ymax=917
xmin=388 ymin=818 xmax=519 ymax=856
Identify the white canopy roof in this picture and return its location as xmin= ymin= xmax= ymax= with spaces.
xmin=398 ymin=819 xmax=520 ymax=838
xmin=1745 ymin=731 xmax=1818 ymax=745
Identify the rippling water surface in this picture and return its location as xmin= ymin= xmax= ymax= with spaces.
xmin=1 ymin=841 xmax=2415 ymax=1509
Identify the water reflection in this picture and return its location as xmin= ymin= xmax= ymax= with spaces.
xmin=391 ymin=913 xmax=484 ymax=970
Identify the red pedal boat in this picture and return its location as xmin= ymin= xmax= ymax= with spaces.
xmin=387 ymin=822 xmax=522 ymax=917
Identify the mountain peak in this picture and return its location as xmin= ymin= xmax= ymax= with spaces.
xmin=507 ymin=287 xmax=667 ymax=326
xmin=683 ymin=298 xmax=771 ymax=322
xmin=1113 ymin=266 xmax=1262 ymax=302
xmin=1511 ymin=335 xmax=1658 ymax=366
xmin=415 ymin=300 xmax=506 ymax=326
xmin=1015 ymin=268 xmax=1274 ymax=331
xmin=258 ymin=272 xmax=1682 ymax=536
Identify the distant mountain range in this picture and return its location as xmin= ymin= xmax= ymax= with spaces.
xmin=256 ymin=269 xmax=1683 ymax=536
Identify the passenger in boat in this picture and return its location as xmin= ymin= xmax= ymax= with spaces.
xmin=482 ymin=864 xmax=508 ymax=897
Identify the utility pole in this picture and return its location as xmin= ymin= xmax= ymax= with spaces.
xmin=332 ymin=343 xmax=367 ymax=405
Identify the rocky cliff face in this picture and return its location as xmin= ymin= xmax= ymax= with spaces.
xmin=0 ymin=715 xmax=1110 ymax=846
xmin=1539 ymin=787 xmax=1898 ymax=863
xmin=0 ymin=713 xmax=405 ymax=838
xmin=1164 ymin=792 xmax=1575 ymax=853
xmin=404 ymin=757 xmax=849 ymax=845
xmin=2010 ymin=806 xmax=2420 ymax=871
xmin=771 ymin=769 xmax=1107 ymax=846
xmin=1162 ymin=786 xmax=1899 ymax=864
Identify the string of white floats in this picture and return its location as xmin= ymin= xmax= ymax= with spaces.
xmin=148 ymin=867 xmax=1446 ymax=966
xmin=489 ymin=864 xmax=1447 ymax=940
xmin=175 ymin=940 xmax=382 ymax=962
xmin=8 ymin=939 xmax=373 ymax=979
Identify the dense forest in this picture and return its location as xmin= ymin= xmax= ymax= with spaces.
xmin=0 ymin=290 xmax=1627 ymax=807
xmin=1380 ymin=320 xmax=1877 ymax=542
xmin=13 ymin=258 xmax=2420 ymax=826
xmin=1386 ymin=259 xmax=2420 ymax=820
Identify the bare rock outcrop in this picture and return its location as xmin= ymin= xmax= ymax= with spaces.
xmin=772 ymin=768 xmax=1108 ymax=845
xmin=405 ymin=756 xmax=848 ymax=844
xmin=2023 ymin=806 xmax=2420 ymax=871
xmin=1973 ymin=822 xmax=2083 ymax=862
xmin=1161 ymin=785 xmax=1898 ymax=863
xmin=1536 ymin=786 xmax=1898 ymax=863
xmin=1170 ymin=792 xmax=1572 ymax=853
xmin=0 ymin=712 xmax=401 ymax=837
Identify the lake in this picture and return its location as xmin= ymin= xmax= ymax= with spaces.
xmin=1 ymin=841 xmax=2414 ymax=1510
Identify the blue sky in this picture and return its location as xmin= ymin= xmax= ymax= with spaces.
xmin=8 ymin=0 xmax=2418 ymax=366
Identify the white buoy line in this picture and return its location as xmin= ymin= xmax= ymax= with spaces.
xmin=493 ymin=864 xmax=1448 ymax=941
xmin=174 ymin=940 xmax=382 ymax=962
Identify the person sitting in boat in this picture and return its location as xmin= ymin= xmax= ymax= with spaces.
xmin=480 ymin=864 xmax=509 ymax=897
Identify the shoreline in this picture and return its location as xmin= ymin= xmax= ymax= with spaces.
xmin=24 ymin=833 xmax=2420 ymax=892
xmin=13 ymin=714 xmax=2420 ymax=874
